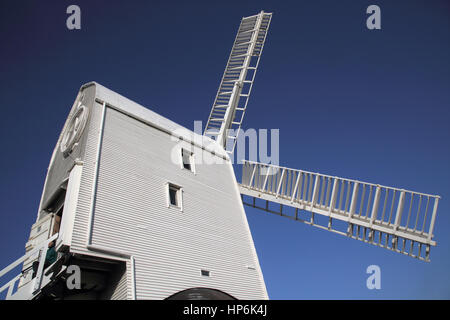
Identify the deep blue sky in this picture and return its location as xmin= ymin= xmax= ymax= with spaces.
xmin=0 ymin=0 xmax=449 ymax=299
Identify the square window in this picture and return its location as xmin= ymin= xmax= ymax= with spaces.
xmin=181 ymin=149 xmax=194 ymax=173
xmin=169 ymin=187 xmax=178 ymax=206
xmin=167 ymin=183 xmax=182 ymax=210
xmin=201 ymin=270 xmax=210 ymax=277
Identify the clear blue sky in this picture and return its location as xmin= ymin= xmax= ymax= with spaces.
xmin=0 ymin=0 xmax=449 ymax=299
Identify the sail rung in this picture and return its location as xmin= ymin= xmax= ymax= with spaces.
xmin=239 ymin=28 xmax=257 ymax=34
xmin=231 ymin=53 xmax=251 ymax=58
xmin=222 ymin=79 xmax=253 ymax=84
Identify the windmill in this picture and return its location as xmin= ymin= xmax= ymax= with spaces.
xmin=0 ymin=11 xmax=440 ymax=300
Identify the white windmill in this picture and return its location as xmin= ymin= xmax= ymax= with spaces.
xmin=0 ymin=11 xmax=440 ymax=300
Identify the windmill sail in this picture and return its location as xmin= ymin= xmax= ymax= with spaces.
xmin=240 ymin=160 xmax=440 ymax=262
xmin=204 ymin=11 xmax=272 ymax=154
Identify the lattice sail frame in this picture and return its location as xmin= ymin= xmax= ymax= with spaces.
xmin=240 ymin=160 xmax=440 ymax=262
xmin=204 ymin=11 xmax=272 ymax=154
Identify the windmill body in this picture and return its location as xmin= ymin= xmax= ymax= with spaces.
xmin=1 ymin=82 xmax=268 ymax=300
xmin=0 ymin=11 xmax=440 ymax=300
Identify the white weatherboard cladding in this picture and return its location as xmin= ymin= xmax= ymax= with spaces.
xmin=100 ymin=263 xmax=128 ymax=300
xmin=70 ymin=98 xmax=102 ymax=255
xmin=39 ymin=85 xmax=95 ymax=218
xmin=66 ymin=82 xmax=266 ymax=299
xmin=93 ymin=82 xmax=227 ymax=159
xmin=57 ymin=164 xmax=82 ymax=248
xmin=111 ymin=267 xmax=128 ymax=300
xmin=90 ymin=107 xmax=267 ymax=299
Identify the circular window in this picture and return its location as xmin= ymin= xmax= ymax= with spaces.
xmin=60 ymin=103 xmax=89 ymax=157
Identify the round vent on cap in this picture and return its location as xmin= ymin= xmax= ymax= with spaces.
xmin=60 ymin=102 xmax=89 ymax=157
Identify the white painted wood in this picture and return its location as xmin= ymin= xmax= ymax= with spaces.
xmin=57 ymin=163 xmax=83 ymax=249
xmin=204 ymin=11 xmax=272 ymax=153
xmin=239 ymin=160 xmax=440 ymax=262
xmin=67 ymin=83 xmax=267 ymax=300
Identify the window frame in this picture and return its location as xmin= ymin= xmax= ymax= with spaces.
xmin=180 ymin=148 xmax=195 ymax=174
xmin=166 ymin=182 xmax=183 ymax=211
xmin=201 ymin=269 xmax=211 ymax=277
